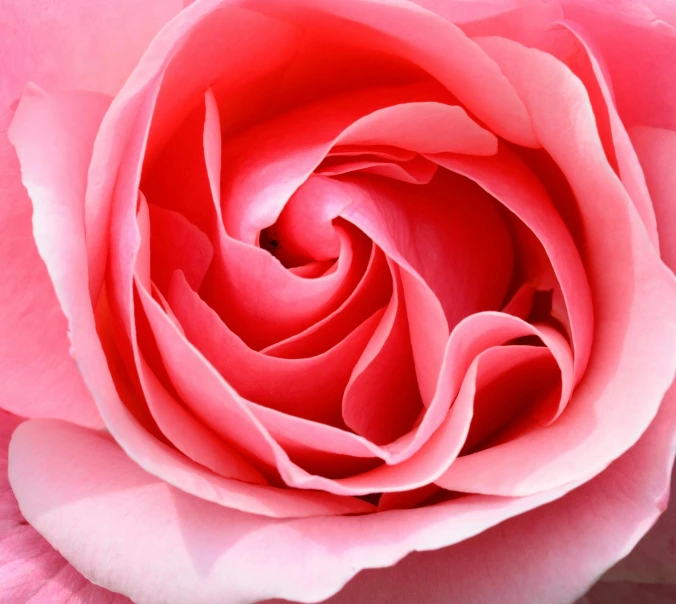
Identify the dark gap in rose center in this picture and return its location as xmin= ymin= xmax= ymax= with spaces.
xmin=259 ymin=225 xmax=338 ymax=273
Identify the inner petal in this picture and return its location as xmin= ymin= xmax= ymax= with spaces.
xmin=342 ymin=261 xmax=424 ymax=445
xmin=167 ymin=269 xmax=381 ymax=426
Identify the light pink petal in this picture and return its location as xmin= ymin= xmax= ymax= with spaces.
xmin=559 ymin=0 xmax=676 ymax=130
xmin=549 ymin=22 xmax=659 ymax=246
xmin=6 ymin=86 xmax=112 ymax=429
xmin=323 ymin=379 xmax=676 ymax=604
xmin=8 ymin=417 xmax=580 ymax=604
xmin=630 ymin=126 xmax=676 ymax=270
xmin=443 ymin=35 xmax=676 ymax=496
xmin=413 ymin=0 xmax=563 ymax=48
xmin=599 ymin=461 xmax=676 ymax=585
xmin=0 ymin=409 xmax=129 ymax=603
xmin=2 ymin=0 xmax=181 ymax=99
xmin=433 ymin=146 xmax=593 ymax=384
xmin=8 ymin=76 xmax=367 ymax=521
xmin=338 ymin=101 xmax=497 ymax=155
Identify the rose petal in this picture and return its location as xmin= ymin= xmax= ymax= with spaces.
xmin=146 ymin=204 xmax=213 ymax=294
xmin=317 ymin=155 xmax=438 ymax=185
xmin=342 ymin=261 xmax=424 ymax=444
xmin=559 ymin=0 xmax=676 ymax=130
xmin=630 ymin=126 xmax=676 ymax=270
xmin=0 ymin=409 xmax=129 ymax=603
xmin=262 ymin=245 xmax=392 ymax=358
xmin=8 ymin=417 xmax=579 ymax=604
xmin=551 ymin=22 xmax=659 ymax=246
xmin=451 ymin=35 xmax=676 ymax=496
xmin=321 ymin=375 xmax=676 ymax=604
xmin=6 ymin=86 xmax=111 ymax=429
xmin=253 ymin=0 xmax=539 ymax=147
xmin=168 ymin=269 xmax=379 ymax=426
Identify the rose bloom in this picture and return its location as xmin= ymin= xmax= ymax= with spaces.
xmin=2 ymin=0 xmax=676 ymax=602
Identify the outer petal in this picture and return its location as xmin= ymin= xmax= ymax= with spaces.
xmin=0 ymin=0 xmax=184 ymax=425
xmin=7 ymin=418 xmax=579 ymax=604
xmin=559 ymin=0 xmax=676 ymax=130
xmin=5 ymin=86 xmax=111 ymax=428
xmin=320 ymin=378 xmax=676 ymax=604
xmin=0 ymin=409 xmax=128 ymax=603
xmin=630 ymin=126 xmax=676 ymax=270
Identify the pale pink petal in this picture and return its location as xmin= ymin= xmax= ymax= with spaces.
xmin=322 ymin=378 xmax=676 ymax=604
xmin=7 ymin=417 xmax=580 ymax=604
xmin=549 ymin=23 xmax=659 ymax=246
xmin=6 ymin=86 xmax=112 ymax=429
xmin=0 ymin=409 xmax=129 ymax=603
xmin=600 ymin=460 xmax=676 ymax=585
xmin=559 ymin=0 xmax=676 ymax=130
xmin=630 ymin=126 xmax=676 ymax=270
xmin=2 ymin=0 xmax=182 ymax=99
xmin=440 ymin=35 xmax=676 ymax=496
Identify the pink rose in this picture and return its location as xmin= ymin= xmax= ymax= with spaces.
xmin=2 ymin=0 xmax=676 ymax=602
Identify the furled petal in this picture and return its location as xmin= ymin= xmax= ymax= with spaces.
xmin=342 ymin=262 xmax=423 ymax=444
xmin=168 ymin=269 xmax=378 ymax=426
xmin=263 ymin=245 xmax=391 ymax=358
xmin=449 ymin=35 xmax=676 ymax=495
xmin=9 ymin=77 xmax=368 ymax=520
xmin=321 ymin=376 xmax=676 ymax=604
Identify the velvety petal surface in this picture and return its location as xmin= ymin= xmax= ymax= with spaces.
xmin=0 ymin=409 xmax=129 ymax=603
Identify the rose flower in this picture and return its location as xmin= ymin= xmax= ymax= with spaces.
xmin=2 ymin=1 xmax=676 ymax=603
